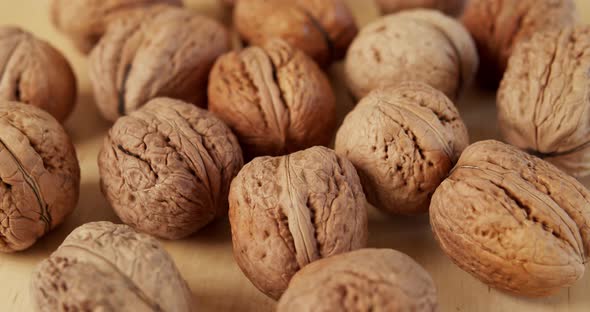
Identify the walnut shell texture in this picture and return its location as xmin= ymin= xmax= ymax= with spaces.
xmin=234 ymin=0 xmax=358 ymax=66
xmin=30 ymin=222 xmax=193 ymax=312
xmin=277 ymin=249 xmax=438 ymax=312
xmin=0 ymin=101 xmax=80 ymax=252
xmin=208 ymin=39 xmax=336 ymax=159
xmin=229 ymin=146 xmax=368 ymax=299
xmin=498 ymin=26 xmax=590 ymax=177
xmin=430 ymin=140 xmax=590 ymax=297
xmin=90 ymin=6 xmax=230 ymax=122
xmin=0 ymin=26 xmax=76 ymax=122
xmin=376 ymin=0 xmax=466 ymax=16
xmin=335 ymin=82 xmax=468 ymax=215
xmin=345 ymin=9 xmax=478 ymax=100
xmin=98 ymin=98 xmax=243 ymax=239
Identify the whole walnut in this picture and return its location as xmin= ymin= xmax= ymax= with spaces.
xmin=376 ymin=0 xmax=466 ymax=16
xmin=233 ymin=0 xmax=358 ymax=66
xmin=461 ymin=0 xmax=576 ymax=86
xmin=498 ymin=26 xmax=590 ymax=177
xmin=345 ymin=9 xmax=478 ymax=100
xmin=430 ymin=140 xmax=590 ymax=297
xmin=277 ymin=249 xmax=438 ymax=312
xmin=335 ymin=82 xmax=468 ymax=215
xmin=49 ymin=0 xmax=182 ymax=53
xmin=98 ymin=98 xmax=243 ymax=239
xmin=31 ymin=222 xmax=193 ymax=312
xmin=208 ymin=39 xmax=336 ymax=159
xmin=0 ymin=26 xmax=76 ymax=122
xmin=229 ymin=146 xmax=368 ymax=299
xmin=90 ymin=6 xmax=230 ymax=122
xmin=0 ymin=101 xmax=79 ymax=252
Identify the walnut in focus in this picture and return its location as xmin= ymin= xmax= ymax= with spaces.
xmin=430 ymin=140 xmax=590 ymax=297
xmin=0 ymin=101 xmax=80 ymax=252
xmin=0 ymin=26 xmax=76 ymax=123
xmin=345 ymin=9 xmax=478 ymax=100
xmin=98 ymin=98 xmax=243 ymax=239
xmin=90 ymin=6 xmax=230 ymax=122
xmin=208 ymin=39 xmax=336 ymax=159
xmin=277 ymin=249 xmax=438 ymax=312
xmin=233 ymin=0 xmax=358 ymax=66
xmin=229 ymin=146 xmax=368 ymax=299
xmin=335 ymin=82 xmax=468 ymax=215
xmin=30 ymin=222 xmax=193 ymax=312
xmin=498 ymin=26 xmax=590 ymax=177
xmin=376 ymin=0 xmax=465 ymax=16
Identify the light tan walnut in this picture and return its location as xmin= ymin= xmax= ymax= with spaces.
xmin=376 ymin=0 xmax=465 ymax=16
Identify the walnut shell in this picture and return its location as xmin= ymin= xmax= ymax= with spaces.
xmin=49 ymin=0 xmax=182 ymax=53
xmin=277 ymin=249 xmax=438 ymax=312
xmin=430 ymin=140 xmax=590 ymax=297
xmin=0 ymin=26 xmax=76 ymax=122
xmin=98 ymin=98 xmax=243 ymax=239
xmin=0 ymin=101 xmax=80 ymax=252
xmin=233 ymin=0 xmax=358 ymax=66
xmin=30 ymin=221 xmax=193 ymax=312
xmin=229 ymin=146 xmax=368 ymax=299
xmin=461 ymin=0 xmax=576 ymax=86
xmin=498 ymin=26 xmax=590 ymax=177
xmin=376 ymin=0 xmax=466 ymax=16
xmin=89 ymin=6 xmax=230 ymax=122
xmin=335 ymin=82 xmax=468 ymax=215
xmin=345 ymin=9 xmax=478 ymax=100
xmin=208 ymin=39 xmax=336 ymax=159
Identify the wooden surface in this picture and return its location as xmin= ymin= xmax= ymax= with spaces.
xmin=0 ymin=1 xmax=589 ymax=311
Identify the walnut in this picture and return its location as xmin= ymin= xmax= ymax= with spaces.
xmin=30 ymin=222 xmax=193 ymax=312
xmin=498 ymin=26 xmax=590 ymax=177
xmin=277 ymin=249 xmax=438 ymax=311
xmin=229 ymin=146 xmax=368 ymax=299
xmin=233 ymin=0 xmax=358 ymax=66
xmin=376 ymin=0 xmax=465 ymax=16
xmin=49 ymin=0 xmax=182 ymax=53
xmin=335 ymin=82 xmax=468 ymax=215
xmin=98 ymin=98 xmax=243 ymax=239
xmin=345 ymin=9 xmax=478 ymax=100
xmin=208 ymin=39 xmax=336 ymax=159
xmin=430 ymin=140 xmax=590 ymax=297
xmin=90 ymin=6 xmax=230 ymax=122
xmin=461 ymin=0 xmax=576 ymax=86
xmin=0 ymin=26 xmax=76 ymax=123
xmin=0 ymin=101 xmax=80 ymax=252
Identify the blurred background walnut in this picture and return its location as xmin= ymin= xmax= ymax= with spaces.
xmin=376 ymin=0 xmax=465 ymax=16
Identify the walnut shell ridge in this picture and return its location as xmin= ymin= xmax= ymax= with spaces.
xmin=229 ymin=146 xmax=368 ymax=299
xmin=430 ymin=140 xmax=590 ymax=297
xmin=376 ymin=0 xmax=466 ymax=16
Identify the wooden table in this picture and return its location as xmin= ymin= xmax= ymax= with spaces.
xmin=0 ymin=1 xmax=589 ymax=311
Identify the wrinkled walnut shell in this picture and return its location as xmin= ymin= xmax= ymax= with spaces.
xmin=0 ymin=26 xmax=76 ymax=122
xmin=0 ymin=101 xmax=80 ymax=252
xmin=229 ymin=146 xmax=368 ymax=299
xmin=90 ymin=6 xmax=230 ymax=122
xmin=277 ymin=249 xmax=438 ymax=312
xmin=208 ymin=39 xmax=336 ymax=158
xmin=376 ymin=0 xmax=466 ymax=16
xmin=30 ymin=222 xmax=193 ymax=311
xmin=335 ymin=82 xmax=468 ymax=215
xmin=430 ymin=140 xmax=590 ymax=297
xmin=98 ymin=98 xmax=243 ymax=239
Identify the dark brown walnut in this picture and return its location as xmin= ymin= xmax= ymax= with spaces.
xmin=0 ymin=26 xmax=76 ymax=123
xmin=345 ymin=9 xmax=478 ymax=100
xmin=0 ymin=101 xmax=79 ymax=252
xmin=208 ymin=39 xmax=336 ymax=159
xmin=430 ymin=140 xmax=590 ymax=297
xmin=335 ymin=82 xmax=468 ymax=215
xmin=31 ymin=222 xmax=193 ymax=312
xmin=98 ymin=98 xmax=243 ymax=239
xmin=376 ymin=0 xmax=466 ymax=16
xmin=49 ymin=0 xmax=182 ymax=53
xmin=90 ymin=6 xmax=230 ymax=122
xmin=233 ymin=0 xmax=358 ymax=66
xmin=461 ymin=0 xmax=576 ymax=86
xmin=229 ymin=146 xmax=368 ymax=299
xmin=498 ymin=26 xmax=590 ymax=177
xmin=277 ymin=249 xmax=438 ymax=312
